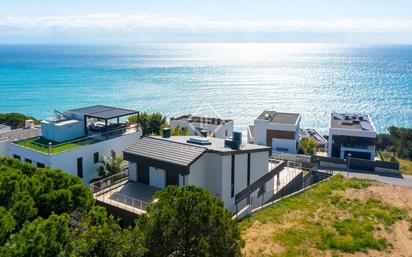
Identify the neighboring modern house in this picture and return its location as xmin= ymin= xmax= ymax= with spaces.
xmin=7 ymin=105 xmax=142 ymax=182
xmin=169 ymin=114 xmax=234 ymax=139
xmin=300 ymin=128 xmax=328 ymax=152
xmin=0 ymin=124 xmax=11 ymax=133
xmin=122 ymin=132 xmax=272 ymax=210
xmin=0 ymin=122 xmax=40 ymax=157
xmin=328 ymin=112 xmax=377 ymax=160
xmin=248 ymin=111 xmax=301 ymax=154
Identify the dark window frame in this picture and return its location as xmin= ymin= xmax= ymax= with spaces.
xmin=13 ymin=154 xmax=21 ymax=161
xmin=77 ymin=157 xmax=83 ymax=178
xmin=24 ymin=158 xmax=32 ymax=164
xmin=37 ymin=162 xmax=45 ymax=168
xmin=93 ymin=152 xmax=99 ymax=164
xmin=231 ymin=155 xmax=235 ymax=198
xmin=247 ymin=153 xmax=251 ymax=186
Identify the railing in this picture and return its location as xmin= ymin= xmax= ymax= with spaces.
xmin=11 ymin=124 xmax=140 ymax=155
xmin=232 ymin=160 xmax=303 ymax=219
xmin=90 ymin=171 xmax=129 ymax=195
xmin=90 ymin=170 xmax=150 ymax=214
xmin=97 ymin=190 xmax=149 ymax=214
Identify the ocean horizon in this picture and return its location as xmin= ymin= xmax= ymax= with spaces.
xmin=0 ymin=43 xmax=411 ymax=136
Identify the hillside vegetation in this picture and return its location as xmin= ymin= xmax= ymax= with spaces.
xmin=0 ymin=113 xmax=38 ymax=129
xmin=240 ymin=174 xmax=412 ymax=257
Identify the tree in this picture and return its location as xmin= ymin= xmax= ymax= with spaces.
xmin=129 ymin=112 xmax=167 ymax=136
xmin=0 ymin=157 xmax=146 ymax=257
xmin=300 ymin=138 xmax=318 ymax=155
xmin=377 ymin=126 xmax=412 ymax=159
xmin=97 ymin=150 xmax=124 ymax=177
xmin=0 ymin=113 xmax=38 ymax=129
xmin=138 ymin=186 xmax=243 ymax=257
xmin=171 ymin=125 xmax=190 ymax=136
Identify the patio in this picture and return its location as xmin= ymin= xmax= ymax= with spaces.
xmin=95 ymin=181 xmax=160 ymax=214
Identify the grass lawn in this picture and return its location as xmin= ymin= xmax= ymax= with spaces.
xmin=239 ymin=174 xmax=412 ymax=257
xmin=399 ymin=158 xmax=412 ymax=175
xmin=17 ymin=137 xmax=97 ymax=154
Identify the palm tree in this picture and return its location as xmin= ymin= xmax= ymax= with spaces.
xmin=97 ymin=150 xmax=124 ymax=177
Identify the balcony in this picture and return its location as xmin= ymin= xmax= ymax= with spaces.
xmin=11 ymin=124 xmax=140 ymax=155
xmin=90 ymin=172 xmax=159 ymax=214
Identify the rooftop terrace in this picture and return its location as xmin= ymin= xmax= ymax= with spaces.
xmin=13 ymin=124 xmax=139 ymax=154
xmin=257 ymin=111 xmax=300 ymax=125
xmin=330 ymin=112 xmax=375 ymax=132
xmin=171 ymin=114 xmax=233 ymax=125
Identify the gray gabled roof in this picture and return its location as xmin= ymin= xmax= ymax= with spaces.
xmin=124 ymin=136 xmax=206 ymax=167
xmin=69 ymin=105 xmax=137 ymax=120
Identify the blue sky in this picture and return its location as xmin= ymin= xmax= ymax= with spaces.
xmin=1 ymin=0 xmax=411 ymax=43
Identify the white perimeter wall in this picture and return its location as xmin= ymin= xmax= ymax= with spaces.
xmin=8 ymin=131 xmax=141 ymax=183
xmin=0 ymin=140 xmax=8 ymax=157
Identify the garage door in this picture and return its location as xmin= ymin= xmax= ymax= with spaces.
xmin=149 ymin=167 xmax=166 ymax=189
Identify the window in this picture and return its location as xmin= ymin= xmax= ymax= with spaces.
xmin=24 ymin=158 xmax=32 ymax=164
xmin=93 ymin=152 xmax=99 ymax=163
xmin=247 ymin=153 xmax=251 ymax=186
xmin=231 ymin=155 xmax=235 ymax=198
xmin=225 ymin=130 xmax=228 ymax=137
xmin=77 ymin=157 xmax=83 ymax=178
xmin=37 ymin=162 xmax=45 ymax=168
xmin=13 ymin=154 xmax=21 ymax=161
xmin=258 ymin=185 xmax=266 ymax=197
xmin=276 ymin=147 xmax=289 ymax=152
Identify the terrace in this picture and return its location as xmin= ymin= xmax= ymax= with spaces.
xmin=13 ymin=123 xmax=139 ymax=155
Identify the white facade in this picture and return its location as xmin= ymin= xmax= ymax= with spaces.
xmin=328 ymin=112 xmax=377 ymax=160
xmin=169 ymin=116 xmax=234 ymax=139
xmin=129 ymin=149 xmax=271 ymax=209
xmin=328 ymin=127 xmax=376 ymax=160
xmin=8 ymin=131 xmax=141 ymax=183
xmin=41 ymin=119 xmax=84 ymax=143
xmin=250 ymin=113 xmax=301 ymax=154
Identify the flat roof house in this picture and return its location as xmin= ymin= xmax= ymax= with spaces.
xmin=111 ymin=132 xmax=273 ymax=211
xmin=169 ymin=114 xmax=234 ymax=139
xmin=328 ymin=112 xmax=377 ymax=160
xmin=248 ymin=111 xmax=301 ymax=154
xmin=7 ymin=105 xmax=142 ymax=182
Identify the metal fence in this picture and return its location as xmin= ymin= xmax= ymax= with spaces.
xmin=89 ymin=171 xmax=129 ymax=195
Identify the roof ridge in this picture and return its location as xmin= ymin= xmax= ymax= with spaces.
xmin=145 ymin=136 xmax=208 ymax=151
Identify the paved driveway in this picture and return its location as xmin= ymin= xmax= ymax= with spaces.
xmin=329 ymin=170 xmax=412 ymax=187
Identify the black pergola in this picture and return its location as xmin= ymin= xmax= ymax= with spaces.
xmin=69 ymin=105 xmax=138 ymax=135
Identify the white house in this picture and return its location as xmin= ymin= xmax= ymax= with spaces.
xmin=248 ymin=111 xmax=301 ymax=154
xmin=7 ymin=105 xmax=142 ymax=183
xmin=328 ymin=112 xmax=377 ymax=160
xmin=123 ymin=133 xmax=272 ymax=209
xmin=169 ymin=114 xmax=234 ymax=139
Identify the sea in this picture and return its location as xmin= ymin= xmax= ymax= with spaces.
xmin=0 ymin=43 xmax=411 ymax=136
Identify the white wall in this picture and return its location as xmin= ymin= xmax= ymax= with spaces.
xmin=253 ymin=119 xmax=299 ymax=153
xmin=272 ymin=138 xmax=297 ymax=154
xmin=0 ymin=140 xmax=8 ymax=157
xmin=8 ymin=131 xmax=141 ymax=183
xmin=186 ymin=150 xmax=270 ymax=209
xmin=128 ymin=162 xmax=137 ymax=181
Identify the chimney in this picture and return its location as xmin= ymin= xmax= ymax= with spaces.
xmin=162 ymin=128 xmax=171 ymax=138
xmin=200 ymin=130 xmax=208 ymax=137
